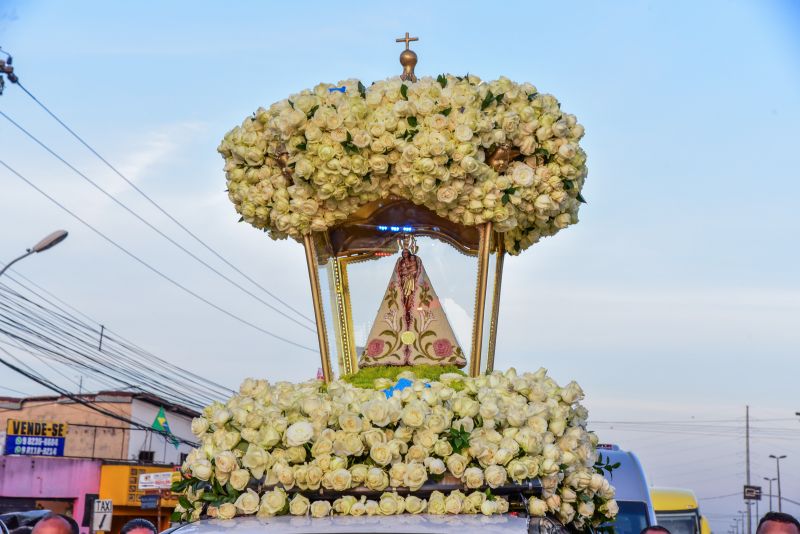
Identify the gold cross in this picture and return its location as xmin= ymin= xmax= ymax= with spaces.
xmin=395 ymin=32 xmax=418 ymax=50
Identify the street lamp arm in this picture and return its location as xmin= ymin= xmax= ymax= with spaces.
xmin=0 ymin=250 xmax=34 ymax=277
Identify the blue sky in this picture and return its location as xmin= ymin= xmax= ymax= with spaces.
xmin=1 ymin=1 xmax=799 ymax=530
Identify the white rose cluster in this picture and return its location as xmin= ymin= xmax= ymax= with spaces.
xmin=175 ymin=368 xmax=616 ymax=530
xmin=218 ymin=75 xmax=587 ymax=255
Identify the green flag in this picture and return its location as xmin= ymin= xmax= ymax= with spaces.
xmin=152 ymin=406 xmax=180 ymax=448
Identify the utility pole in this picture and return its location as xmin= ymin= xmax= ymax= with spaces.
xmin=769 ymin=454 xmax=786 ymax=512
xmin=764 ymin=477 xmax=777 ymax=512
xmin=746 ymin=406 xmax=752 ymax=534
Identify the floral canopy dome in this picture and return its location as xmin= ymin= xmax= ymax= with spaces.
xmin=218 ymin=46 xmax=587 ymax=256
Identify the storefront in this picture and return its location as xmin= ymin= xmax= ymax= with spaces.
xmin=0 ymin=456 xmax=102 ymax=534
xmin=98 ymin=464 xmax=179 ymax=534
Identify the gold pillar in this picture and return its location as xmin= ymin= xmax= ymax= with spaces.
xmin=303 ymin=234 xmax=332 ymax=382
xmin=469 ymin=222 xmax=493 ymax=377
xmin=486 ymin=237 xmax=505 ymax=373
xmin=331 ymin=257 xmax=358 ymax=376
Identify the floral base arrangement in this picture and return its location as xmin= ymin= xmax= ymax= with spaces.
xmin=173 ymin=368 xmax=618 ymax=531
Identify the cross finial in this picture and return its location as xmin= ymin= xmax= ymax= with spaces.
xmin=395 ymin=32 xmax=418 ymax=51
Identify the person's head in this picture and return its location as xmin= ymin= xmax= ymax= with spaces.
xmin=640 ymin=527 xmax=671 ymax=534
xmin=31 ymin=514 xmax=76 ymax=534
xmin=757 ymin=512 xmax=800 ymax=534
xmin=120 ymin=519 xmax=158 ymax=534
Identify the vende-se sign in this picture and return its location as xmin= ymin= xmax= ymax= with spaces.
xmin=4 ymin=419 xmax=67 ymax=457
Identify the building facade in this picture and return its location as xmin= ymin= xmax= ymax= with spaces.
xmin=0 ymin=391 xmax=199 ymax=534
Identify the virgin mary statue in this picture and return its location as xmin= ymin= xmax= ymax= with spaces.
xmin=359 ymin=238 xmax=466 ymax=368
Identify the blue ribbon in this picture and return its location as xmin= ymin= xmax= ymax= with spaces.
xmin=328 ymin=86 xmax=346 ymax=93
xmin=383 ymin=377 xmax=430 ymax=398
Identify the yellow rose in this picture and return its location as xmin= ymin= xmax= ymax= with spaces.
xmin=310 ymin=500 xmax=331 ymax=518
xmin=289 ymin=494 xmax=310 ymax=516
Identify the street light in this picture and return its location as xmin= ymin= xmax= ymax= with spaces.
xmin=0 ymin=230 xmax=68 ymax=277
xmin=764 ymin=476 xmax=777 ymax=512
xmin=769 ymin=454 xmax=787 ymax=512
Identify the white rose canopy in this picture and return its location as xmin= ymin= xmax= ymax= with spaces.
xmin=218 ymin=74 xmax=587 ymax=255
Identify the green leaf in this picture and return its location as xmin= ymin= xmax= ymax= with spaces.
xmin=295 ymin=142 xmax=307 ymax=151
xmin=577 ymin=192 xmax=587 ymax=203
xmin=441 ymin=107 xmax=452 ymax=117
xmin=400 ymin=84 xmax=408 ymax=100
xmin=346 ymin=131 xmax=353 ymax=143
xmin=505 ymin=187 xmax=516 ymax=195
xmin=437 ymin=74 xmax=448 ymax=88
xmin=287 ymin=99 xmax=294 ymax=108
xmin=481 ymin=90 xmax=495 ymax=111
xmin=358 ymin=81 xmax=366 ymax=98
xmin=178 ymin=496 xmax=193 ymax=510
xmin=407 ymin=116 xmax=418 ymax=128
xmin=306 ymin=105 xmax=319 ymax=119
xmin=534 ymin=147 xmax=550 ymax=157
xmin=502 ymin=193 xmax=510 ymax=205
xmin=527 ymin=92 xmax=538 ymax=101
xmin=495 ymin=93 xmax=504 ymax=105
xmin=201 ymin=493 xmax=217 ymax=502
xmin=563 ymin=180 xmax=573 ymax=190
xmin=170 ymin=511 xmax=182 ymax=523
xmin=237 ymin=216 xmax=244 ymax=223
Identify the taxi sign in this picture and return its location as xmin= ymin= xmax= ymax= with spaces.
xmin=92 ymin=499 xmax=113 ymax=531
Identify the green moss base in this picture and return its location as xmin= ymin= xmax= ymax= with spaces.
xmin=342 ymin=365 xmax=467 ymax=390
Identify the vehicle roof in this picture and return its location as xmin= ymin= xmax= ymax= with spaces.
xmin=597 ymin=448 xmax=651 ymax=503
xmin=650 ymin=487 xmax=699 ymax=511
xmin=171 ymin=514 xmax=531 ymax=534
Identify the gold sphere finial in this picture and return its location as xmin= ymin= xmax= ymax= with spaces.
xmin=395 ymin=32 xmax=419 ymax=82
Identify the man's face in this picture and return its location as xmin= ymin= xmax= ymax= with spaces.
xmin=759 ymin=521 xmax=800 ymax=534
xmin=31 ymin=518 xmax=72 ymax=534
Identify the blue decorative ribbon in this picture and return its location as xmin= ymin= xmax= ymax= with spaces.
xmin=383 ymin=377 xmax=430 ymax=398
xmin=328 ymin=86 xmax=346 ymax=93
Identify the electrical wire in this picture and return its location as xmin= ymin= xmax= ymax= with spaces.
xmin=0 ymin=110 xmax=314 ymax=334
xmin=12 ymin=79 xmax=314 ymax=327
xmin=0 ymin=158 xmax=316 ymax=352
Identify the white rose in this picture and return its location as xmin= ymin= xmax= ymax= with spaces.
xmin=446 ymin=453 xmax=469 ymax=477
xmin=480 ymin=499 xmax=499 ymax=516
xmin=259 ymin=488 xmax=287 ymax=517
xmin=463 ymin=467 xmax=484 ymax=489
xmin=330 ymin=468 xmax=352 ymax=491
xmin=404 ymin=463 xmax=428 ymax=491
xmin=235 ymin=489 xmax=260 ymax=515
xmin=310 ymin=500 xmax=332 ymax=518
xmin=510 ymin=162 xmax=535 ymax=187
xmin=191 ymin=417 xmax=209 ymax=437
xmin=379 ymin=492 xmax=404 ymax=515
xmin=455 ymin=125 xmax=473 ymax=142
xmin=602 ymin=499 xmax=620 ymax=518
xmin=428 ymin=491 xmax=446 ymax=514
xmin=284 ymin=421 xmax=314 ymax=447
xmin=528 ymin=497 xmax=548 ymax=516
xmin=191 ymin=458 xmax=212 ymax=481
xmin=424 ymin=457 xmax=447 ymax=475
xmin=217 ymin=502 xmax=236 ymax=520
xmin=405 ymin=495 xmax=427 ymax=514
xmin=229 ymin=468 xmax=251 ymax=491
xmin=365 ymin=467 xmax=389 ymax=491
xmin=578 ymin=501 xmax=595 ymax=517
xmin=485 ymin=465 xmax=508 ymax=488
xmin=289 ymin=494 xmax=310 ymax=516
xmin=444 ymin=492 xmax=463 ymax=514
xmin=369 ymin=442 xmax=393 ymax=466
xmin=437 ymin=186 xmax=457 ymax=204
xmin=401 ymin=401 xmax=427 ymax=427
xmin=214 ymin=451 xmax=238 ymax=474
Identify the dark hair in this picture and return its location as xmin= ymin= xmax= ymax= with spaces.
xmin=9 ymin=528 xmax=34 ymax=534
xmin=640 ymin=527 xmax=671 ymax=534
xmin=120 ymin=519 xmax=157 ymax=534
xmin=32 ymin=514 xmax=78 ymax=534
xmin=758 ymin=512 xmax=800 ymax=533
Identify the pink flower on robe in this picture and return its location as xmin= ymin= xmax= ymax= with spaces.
xmin=366 ymin=339 xmax=386 ymax=357
xmin=432 ymin=338 xmax=453 ymax=358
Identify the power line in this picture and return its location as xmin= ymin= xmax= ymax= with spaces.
xmin=9 ymin=79 xmax=314 ymax=327
xmin=0 ymin=158 xmax=316 ymax=352
xmin=0 ymin=110 xmax=314 ymax=334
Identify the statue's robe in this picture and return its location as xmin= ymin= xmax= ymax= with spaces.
xmin=359 ymin=253 xmax=466 ymax=368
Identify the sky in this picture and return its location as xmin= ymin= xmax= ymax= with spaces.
xmin=1 ymin=0 xmax=799 ymax=530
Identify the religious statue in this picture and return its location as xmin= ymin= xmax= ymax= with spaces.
xmin=359 ymin=237 xmax=466 ymax=368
